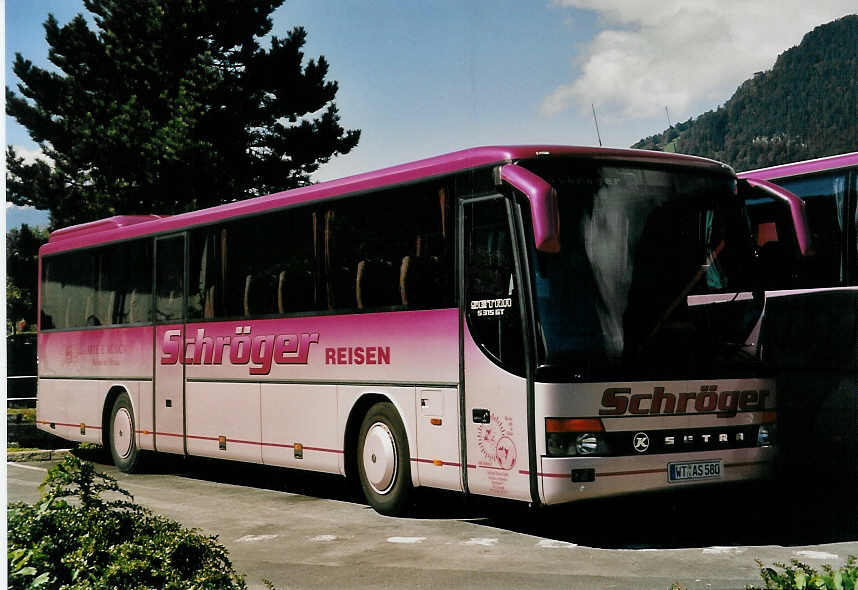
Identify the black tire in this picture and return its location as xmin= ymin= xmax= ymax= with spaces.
xmin=356 ymin=402 xmax=412 ymax=515
xmin=108 ymin=392 xmax=143 ymax=472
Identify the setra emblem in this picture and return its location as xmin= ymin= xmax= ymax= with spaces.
xmin=633 ymin=432 xmax=650 ymax=453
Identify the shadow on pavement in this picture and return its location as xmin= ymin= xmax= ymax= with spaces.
xmin=84 ymin=447 xmax=856 ymax=551
xmin=472 ymin=481 xmax=858 ymax=550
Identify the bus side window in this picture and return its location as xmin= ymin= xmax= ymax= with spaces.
xmin=325 ymin=183 xmax=453 ymax=314
xmin=745 ymin=197 xmax=797 ymax=289
xmin=778 ymin=172 xmax=849 ymax=286
xmin=188 ymin=208 xmax=323 ymax=321
xmin=102 ymin=239 xmax=152 ymax=325
xmin=188 ymin=230 xmax=219 ymax=320
xmin=464 ymin=197 xmax=524 ymax=375
xmin=400 ymin=187 xmax=452 ymax=308
xmin=155 ymin=236 xmax=185 ymax=323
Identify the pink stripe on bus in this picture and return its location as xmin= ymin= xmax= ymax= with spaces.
xmin=410 ymin=458 xmax=461 ymax=467
xmin=739 ymin=151 xmax=858 ymax=180
xmin=36 ymin=420 xmax=102 ymax=430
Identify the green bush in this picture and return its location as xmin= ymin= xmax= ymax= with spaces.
xmin=748 ymin=557 xmax=858 ymax=590
xmin=7 ymin=408 xmax=36 ymax=423
xmin=7 ymin=455 xmax=246 ymax=589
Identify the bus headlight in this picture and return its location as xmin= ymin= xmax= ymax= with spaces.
xmin=757 ymin=411 xmax=777 ymax=447
xmin=545 ymin=418 xmax=610 ymax=457
xmin=757 ymin=422 xmax=777 ymax=446
xmin=576 ymin=433 xmax=599 ymax=454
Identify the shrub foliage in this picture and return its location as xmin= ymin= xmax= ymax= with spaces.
xmin=7 ymin=455 xmax=246 ymax=589
xmin=748 ymin=557 xmax=858 ymax=590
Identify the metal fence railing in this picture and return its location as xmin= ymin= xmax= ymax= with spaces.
xmin=7 ymin=375 xmax=37 ymax=408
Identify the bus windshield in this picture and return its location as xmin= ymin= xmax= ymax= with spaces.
xmin=522 ymin=160 xmax=761 ymax=381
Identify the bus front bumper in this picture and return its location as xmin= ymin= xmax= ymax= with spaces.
xmin=539 ymin=446 xmax=776 ymax=505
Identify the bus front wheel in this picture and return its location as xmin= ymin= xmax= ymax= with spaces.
xmin=357 ymin=402 xmax=412 ymax=515
xmin=109 ymin=393 xmax=142 ymax=473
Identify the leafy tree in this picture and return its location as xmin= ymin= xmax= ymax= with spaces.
xmin=6 ymin=224 xmax=49 ymax=333
xmin=6 ymin=0 xmax=360 ymax=228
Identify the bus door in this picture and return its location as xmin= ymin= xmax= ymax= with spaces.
xmin=461 ymin=195 xmax=533 ymax=502
xmin=153 ymin=234 xmax=187 ymax=454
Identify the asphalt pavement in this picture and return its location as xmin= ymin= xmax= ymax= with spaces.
xmin=7 ymin=454 xmax=858 ymax=590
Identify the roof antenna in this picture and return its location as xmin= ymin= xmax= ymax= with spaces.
xmin=591 ymin=104 xmax=603 ymax=147
xmin=665 ymin=106 xmax=672 ymax=128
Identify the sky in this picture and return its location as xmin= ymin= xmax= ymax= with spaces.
xmin=4 ymin=0 xmax=856 ymax=230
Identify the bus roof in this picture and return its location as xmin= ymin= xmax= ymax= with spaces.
xmin=42 ymin=145 xmax=729 ymax=255
xmin=738 ymin=152 xmax=858 ymax=181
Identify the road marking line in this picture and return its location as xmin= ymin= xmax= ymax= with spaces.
xmin=310 ymin=535 xmax=338 ymax=542
xmin=387 ymin=536 xmax=426 ymax=544
xmin=461 ymin=538 xmax=498 ymax=546
xmin=703 ymin=546 xmax=746 ymax=555
xmin=235 ymin=534 xmax=279 ymax=543
xmin=7 ymin=463 xmax=48 ymax=472
xmin=795 ymin=551 xmax=840 ymax=560
xmin=536 ymin=539 xmax=577 ymax=548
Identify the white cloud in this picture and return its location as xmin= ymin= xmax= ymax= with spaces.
xmin=543 ymin=1 xmax=856 ymax=120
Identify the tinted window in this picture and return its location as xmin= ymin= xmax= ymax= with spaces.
xmin=776 ymin=172 xmax=851 ymax=286
xmin=188 ymin=206 xmax=322 ymax=320
xmin=155 ymin=236 xmax=185 ymax=323
xmin=41 ymin=239 xmax=153 ymax=330
xmin=108 ymin=240 xmax=153 ymax=324
xmin=745 ymin=195 xmax=801 ymax=289
xmin=41 ymin=250 xmax=95 ymax=329
xmin=522 ymin=161 xmax=762 ymax=381
xmin=464 ymin=197 xmax=525 ymax=375
xmin=324 ymin=183 xmax=453 ymax=313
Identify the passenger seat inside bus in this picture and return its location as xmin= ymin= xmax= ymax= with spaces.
xmin=356 ymin=257 xmax=398 ymax=310
xmin=277 ymin=263 xmax=316 ymax=314
xmin=400 ymin=235 xmax=441 ymax=308
xmin=244 ymin=273 xmax=278 ymax=317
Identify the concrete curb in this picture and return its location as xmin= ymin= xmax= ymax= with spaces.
xmin=7 ymin=449 xmax=73 ymax=463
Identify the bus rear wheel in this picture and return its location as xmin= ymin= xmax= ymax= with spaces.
xmin=357 ymin=402 xmax=412 ymax=516
xmin=109 ymin=393 xmax=142 ymax=473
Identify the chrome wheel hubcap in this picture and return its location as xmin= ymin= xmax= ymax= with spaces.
xmin=363 ymin=422 xmax=397 ymax=494
xmin=113 ymin=408 xmax=133 ymax=459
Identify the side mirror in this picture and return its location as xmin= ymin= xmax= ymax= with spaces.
xmin=498 ymin=164 xmax=560 ymax=253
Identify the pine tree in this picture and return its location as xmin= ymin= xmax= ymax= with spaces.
xmin=6 ymin=224 xmax=50 ymax=331
xmin=6 ymin=0 xmax=360 ymax=228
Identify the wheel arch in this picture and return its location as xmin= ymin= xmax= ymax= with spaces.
xmin=101 ymin=385 xmax=132 ymax=448
xmin=344 ymin=392 xmax=412 ymax=482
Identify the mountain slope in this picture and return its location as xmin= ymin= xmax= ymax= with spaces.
xmin=632 ymin=15 xmax=857 ymax=171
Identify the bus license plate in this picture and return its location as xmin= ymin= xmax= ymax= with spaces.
xmin=668 ymin=460 xmax=722 ymax=483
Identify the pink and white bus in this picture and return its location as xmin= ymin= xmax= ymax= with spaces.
xmin=739 ymin=152 xmax=857 ymax=288
xmin=37 ymin=146 xmax=777 ymax=515
xmin=738 ymin=152 xmax=857 ymax=484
